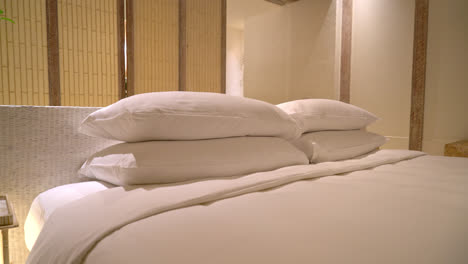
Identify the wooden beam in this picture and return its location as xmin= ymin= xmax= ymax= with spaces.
xmin=179 ymin=0 xmax=187 ymax=91
xmin=117 ymin=0 xmax=126 ymax=99
xmin=126 ymin=0 xmax=135 ymax=96
xmin=221 ymin=0 xmax=227 ymax=93
xmin=339 ymin=0 xmax=352 ymax=103
xmin=409 ymin=0 xmax=429 ymax=151
xmin=46 ymin=0 xmax=60 ymax=106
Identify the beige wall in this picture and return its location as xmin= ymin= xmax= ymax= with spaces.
xmin=243 ymin=0 xmax=338 ymax=105
xmin=423 ymin=0 xmax=468 ymax=155
xmin=288 ymin=0 xmax=337 ymax=101
xmin=226 ymin=26 xmax=244 ymax=96
xmin=350 ymin=0 xmax=468 ymax=154
xmin=227 ymin=0 xmax=278 ymax=30
xmin=350 ymin=0 xmax=415 ymax=149
xmin=243 ymin=7 xmax=289 ymax=104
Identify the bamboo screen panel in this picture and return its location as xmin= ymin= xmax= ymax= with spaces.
xmin=133 ymin=0 xmax=179 ymax=93
xmin=0 ymin=0 xmax=49 ymax=105
xmin=58 ymin=0 xmax=119 ymax=106
xmin=185 ymin=0 xmax=222 ymax=93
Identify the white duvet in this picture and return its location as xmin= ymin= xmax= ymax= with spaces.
xmin=24 ymin=181 xmax=113 ymax=250
xmin=27 ymin=150 xmax=468 ymax=264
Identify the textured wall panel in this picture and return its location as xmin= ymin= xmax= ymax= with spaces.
xmin=0 ymin=106 xmax=118 ymax=264
xmin=58 ymin=0 xmax=119 ymax=106
xmin=0 ymin=0 xmax=49 ymax=105
xmin=185 ymin=0 xmax=223 ymax=93
xmin=133 ymin=0 xmax=179 ymax=93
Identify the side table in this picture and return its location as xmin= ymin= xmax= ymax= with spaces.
xmin=0 ymin=196 xmax=18 ymax=264
xmin=444 ymin=140 xmax=468 ymax=157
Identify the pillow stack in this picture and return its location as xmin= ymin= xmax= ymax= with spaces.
xmin=78 ymin=92 xmax=309 ymax=186
xmin=277 ymin=99 xmax=387 ymax=163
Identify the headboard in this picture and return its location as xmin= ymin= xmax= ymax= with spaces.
xmin=0 ymin=106 xmax=119 ymax=263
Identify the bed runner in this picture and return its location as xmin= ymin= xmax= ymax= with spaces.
xmin=27 ymin=150 xmax=424 ymax=264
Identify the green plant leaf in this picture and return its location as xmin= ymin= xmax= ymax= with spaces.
xmin=0 ymin=9 xmax=4 ymax=15
xmin=0 ymin=17 xmax=15 ymax=23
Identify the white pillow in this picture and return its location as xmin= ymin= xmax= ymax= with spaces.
xmin=292 ymin=130 xmax=387 ymax=163
xmin=277 ymin=99 xmax=378 ymax=133
xmin=79 ymin=92 xmax=300 ymax=142
xmin=79 ymin=137 xmax=309 ymax=185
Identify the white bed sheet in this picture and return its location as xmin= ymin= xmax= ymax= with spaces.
xmin=24 ymin=181 xmax=113 ymax=250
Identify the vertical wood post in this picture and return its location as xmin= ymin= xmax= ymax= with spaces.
xmin=409 ymin=0 xmax=429 ymax=151
xmin=117 ymin=0 xmax=126 ymax=99
xmin=179 ymin=0 xmax=187 ymax=91
xmin=46 ymin=0 xmax=61 ymax=105
xmin=126 ymin=0 xmax=135 ymax=96
xmin=220 ymin=0 xmax=227 ymax=93
xmin=339 ymin=0 xmax=353 ymax=103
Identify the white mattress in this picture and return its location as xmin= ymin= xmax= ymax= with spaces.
xmin=24 ymin=181 xmax=113 ymax=250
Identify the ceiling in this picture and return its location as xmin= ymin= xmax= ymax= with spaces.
xmin=227 ymin=0 xmax=279 ymax=30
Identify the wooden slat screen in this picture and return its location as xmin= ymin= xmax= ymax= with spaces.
xmin=185 ymin=0 xmax=223 ymax=93
xmin=57 ymin=0 xmax=119 ymax=106
xmin=133 ymin=0 xmax=179 ymax=94
xmin=0 ymin=0 xmax=49 ymax=105
xmin=1 ymin=0 xmax=226 ymax=106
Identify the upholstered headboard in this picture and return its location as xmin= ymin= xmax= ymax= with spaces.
xmin=0 ymin=106 xmax=119 ymax=263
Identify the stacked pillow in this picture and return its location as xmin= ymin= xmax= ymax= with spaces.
xmin=78 ymin=92 xmax=309 ymax=186
xmin=277 ymin=99 xmax=387 ymax=163
xmin=80 ymin=91 xmax=301 ymax=141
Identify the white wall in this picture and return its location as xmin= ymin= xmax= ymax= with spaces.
xmin=350 ymin=0 xmax=415 ymax=149
xmin=423 ymin=0 xmax=468 ymax=155
xmin=226 ymin=27 xmax=245 ymax=97
xmin=243 ymin=0 xmax=338 ymax=104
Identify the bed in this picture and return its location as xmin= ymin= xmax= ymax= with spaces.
xmin=24 ymin=151 xmax=468 ymax=264
xmin=1 ymin=94 xmax=467 ymax=264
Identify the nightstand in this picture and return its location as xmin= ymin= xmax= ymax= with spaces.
xmin=444 ymin=140 xmax=468 ymax=157
xmin=0 ymin=196 xmax=18 ymax=264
